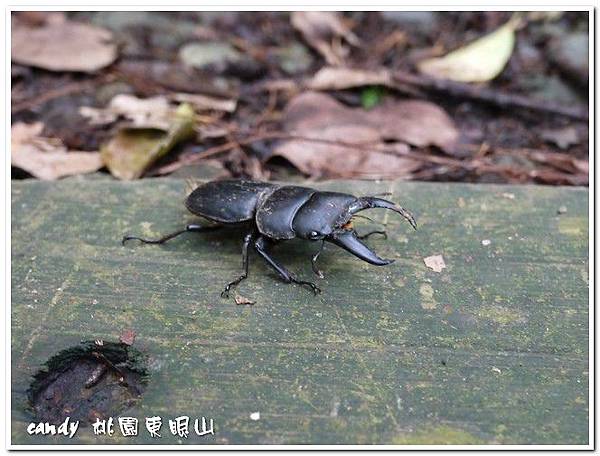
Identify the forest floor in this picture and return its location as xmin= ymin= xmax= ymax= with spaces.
xmin=11 ymin=11 xmax=589 ymax=186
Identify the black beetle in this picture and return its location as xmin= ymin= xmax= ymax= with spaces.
xmin=122 ymin=179 xmax=416 ymax=296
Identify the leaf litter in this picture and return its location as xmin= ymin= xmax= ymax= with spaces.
xmin=10 ymin=11 xmax=588 ymax=186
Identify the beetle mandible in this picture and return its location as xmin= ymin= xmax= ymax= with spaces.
xmin=122 ymin=179 xmax=417 ymax=296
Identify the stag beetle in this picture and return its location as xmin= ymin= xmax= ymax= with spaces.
xmin=122 ymin=179 xmax=417 ymax=296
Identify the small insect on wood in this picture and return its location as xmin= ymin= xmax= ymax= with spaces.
xmin=122 ymin=180 xmax=417 ymax=296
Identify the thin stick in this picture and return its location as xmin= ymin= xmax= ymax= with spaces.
xmin=392 ymin=70 xmax=588 ymax=121
xmin=12 ymin=77 xmax=106 ymax=113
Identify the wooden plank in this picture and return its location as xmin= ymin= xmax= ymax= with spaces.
xmin=11 ymin=178 xmax=589 ymax=445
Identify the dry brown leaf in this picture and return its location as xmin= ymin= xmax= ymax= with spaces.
xmin=424 ymin=254 xmax=446 ymax=273
xmin=271 ymin=92 xmax=419 ymax=179
xmin=11 ymin=122 xmax=103 ymax=180
xmin=307 ymin=66 xmax=394 ymax=91
xmin=12 ymin=18 xmax=117 ymax=72
xmin=272 ymin=92 xmax=458 ymax=178
xmin=291 ymin=12 xmax=360 ymax=65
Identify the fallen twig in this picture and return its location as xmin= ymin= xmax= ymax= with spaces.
xmin=392 ymin=70 xmax=588 ymax=121
xmin=11 ymin=78 xmax=104 ymax=114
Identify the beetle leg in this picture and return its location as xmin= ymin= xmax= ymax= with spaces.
xmin=311 ymin=240 xmax=325 ymax=279
xmin=221 ymin=232 xmax=254 ymax=298
xmin=122 ymin=224 xmax=221 ymax=245
xmin=357 ymin=230 xmax=387 ymax=240
xmin=254 ymin=236 xmax=321 ymax=295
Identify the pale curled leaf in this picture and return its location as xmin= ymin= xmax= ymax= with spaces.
xmin=12 ymin=19 xmax=117 ymax=72
xmin=424 ymin=255 xmax=446 ymax=273
xmin=11 ymin=122 xmax=103 ymax=180
xmin=81 ymin=93 xmax=236 ymax=131
xmin=101 ymin=103 xmax=196 ymax=180
xmin=417 ymin=20 xmax=517 ymax=83
xmin=80 ymin=94 xmax=173 ymax=130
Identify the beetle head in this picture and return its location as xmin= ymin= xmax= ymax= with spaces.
xmin=325 ymin=196 xmax=417 ymax=266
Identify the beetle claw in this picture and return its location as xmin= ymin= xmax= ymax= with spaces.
xmin=293 ymin=279 xmax=321 ymax=295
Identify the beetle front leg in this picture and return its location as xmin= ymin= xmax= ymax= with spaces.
xmin=311 ymin=240 xmax=325 ymax=279
xmin=254 ymin=236 xmax=321 ymax=295
xmin=122 ymin=224 xmax=222 ymax=245
xmin=221 ymin=232 xmax=254 ymax=298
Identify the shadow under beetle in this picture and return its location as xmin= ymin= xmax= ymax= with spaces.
xmin=122 ymin=180 xmax=417 ymax=296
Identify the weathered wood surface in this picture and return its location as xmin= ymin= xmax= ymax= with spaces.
xmin=11 ymin=177 xmax=589 ymax=445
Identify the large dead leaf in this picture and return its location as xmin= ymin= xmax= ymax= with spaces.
xmin=11 ymin=122 xmax=103 ymax=180
xmin=101 ymin=104 xmax=196 ymax=180
xmin=271 ymin=92 xmax=422 ymax=179
xmin=291 ymin=12 xmax=360 ymax=66
xmin=417 ymin=19 xmax=517 ymax=83
xmin=12 ymin=17 xmax=117 ymax=72
xmin=281 ymin=91 xmax=458 ymax=151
